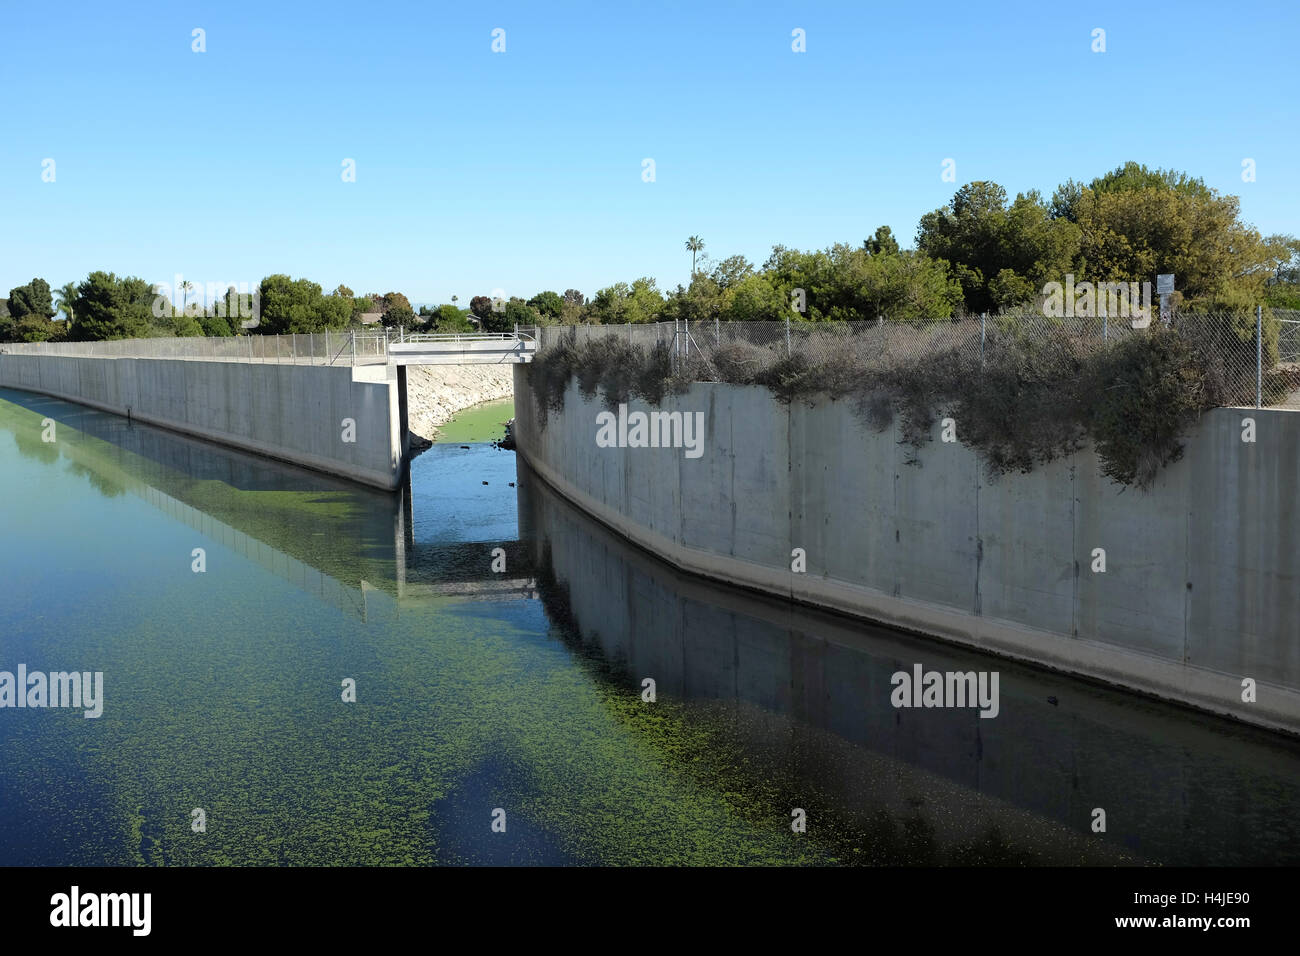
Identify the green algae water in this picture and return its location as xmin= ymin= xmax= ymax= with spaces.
xmin=430 ymin=399 xmax=514 ymax=445
xmin=3 ymin=386 xmax=1300 ymax=866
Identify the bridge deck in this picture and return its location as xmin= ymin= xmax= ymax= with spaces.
xmin=388 ymin=333 xmax=536 ymax=365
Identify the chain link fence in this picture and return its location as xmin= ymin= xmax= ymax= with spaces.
xmin=1279 ymin=311 xmax=1300 ymax=365
xmin=0 ymin=330 xmax=392 ymax=366
xmin=536 ymin=310 xmax=1300 ymax=410
xmin=6 ymin=312 xmax=1298 ymax=410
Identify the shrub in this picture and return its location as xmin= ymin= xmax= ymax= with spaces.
xmin=526 ymin=315 xmax=1272 ymax=489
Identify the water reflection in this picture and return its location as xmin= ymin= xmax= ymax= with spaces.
xmin=2 ymin=386 xmax=1298 ymax=865
xmin=518 ymin=467 xmax=1300 ymax=867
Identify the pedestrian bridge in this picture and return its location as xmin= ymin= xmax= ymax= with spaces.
xmin=387 ymin=332 xmax=536 ymax=365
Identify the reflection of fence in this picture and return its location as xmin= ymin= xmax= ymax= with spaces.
xmin=536 ymin=310 xmax=1300 ymax=411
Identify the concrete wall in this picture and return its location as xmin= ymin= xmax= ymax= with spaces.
xmin=517 ymin=461 xmax=1300 ymax=864
xmin=512 ymin=364 xmax=1300 ymax=734
xmin=0 ymin=354 xmax=405 ymax=489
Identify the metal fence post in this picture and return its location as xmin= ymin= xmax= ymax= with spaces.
xmin=980 ymin=312 xmax=986 ymax=365
xmin=715 ymin=315 xmax=720 ymax=346
xmin=785 ymin=316 xmax=791 ymax=357
xmin=351 ymin=330 xmax=356 ymax=367
xmin=1257 ymin=304 xmax=1263 ymax=409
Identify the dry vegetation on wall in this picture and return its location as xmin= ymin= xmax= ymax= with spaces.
xmin=527 ymin=314 xmax=1300 ymax=490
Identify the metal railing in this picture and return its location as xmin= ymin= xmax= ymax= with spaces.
xmin=398 ymin=332 xmax=527 ymax=344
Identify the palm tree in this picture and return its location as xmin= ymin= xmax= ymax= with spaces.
xmin=685 ymin=236 xmax=704 ymax=276
xmin=179 ymin=280 xmax=194 ymax=313
xmin=54 ymin=281 xmax=78 ymax=323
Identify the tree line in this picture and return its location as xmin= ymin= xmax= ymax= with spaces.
xmin=3 ymin=161 xmax=1297 ymax=344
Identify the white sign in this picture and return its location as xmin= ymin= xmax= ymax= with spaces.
xmin=1156 ymin=273 xmax=1175 ymax=295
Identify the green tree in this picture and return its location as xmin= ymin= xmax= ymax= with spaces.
xmin=259 ymin=275 xmax=317 ymax=333
xmin=626 ymin=277 xmax=664 ymax=323
xmin=7 ymin=278 xmax=55 ymax=319
xmin=200 ymin=310 xmax=234 ymax=337
xmin=257 ymin=275 xmax=353 ymax=333
xmin=756 ymin=242 xmax=962 ymax=321
xmin=527 ymin=290 xmax=564 ymax=321
xmin=685 ymin=236 xmax=704 ymax=275
xmin=316 ymin=294 xmax=353 ymax=329
xmin=69 ymin=272 xmax=154 ymax=341
xmin=380 ymin=291 xmax=416 ymax=329
xmin=1264 ymin=236 xmax=1300 ymax=309
xmin=709 ymin=255 xmax=754 ymax=290
xmin=497 ymin=298 xmax=539 ymax=332
xmin=54 ymin=281 xmax=78 ymax=323
xmin=561 ymin=289 xmax=586 ymax=323
xmin=589 ymin=283 xmax=630 ymax=323
xmin=1070 ymin=167 xmax=1276 ymax=308
xmin=865 ymin=225 xmax=900 ymax=257
xmin=720 ymin=273 xmax=783 ymax=321
xmin=589 ymin=278 xmax=665 ymax=324
xmin=917 ymin=182 xmax=1081 ymax=312
xmin=429 ymin=303 xmax=473 ymax=332
xmin=468 ymin=296 xmax=493 ymax=323
xmin=157 ymin=310 xmax=204 ymax=337
xmin=10 ymin=315 xmax=63 ymax=342
xmin=666 ymin=274 xmax=722 ymax=323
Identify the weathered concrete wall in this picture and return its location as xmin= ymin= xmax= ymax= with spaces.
xmin=0 ymin=354 xmax=404 ymax=489
xmin=512 ymin=364 xmax=1300 ymax=734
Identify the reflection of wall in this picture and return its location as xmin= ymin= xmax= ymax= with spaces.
xmin=0 ymin=354 xmax=404 ymax=489
xmin=0 ymin=390 xmax=408 ymax=618
xmin=513 ymin=365 xmax=1300 ymax=734
xmin=518 ymin=460 xmax=1300 ymax=865
xmin=138 ymin=482 xmax=374 ymax=621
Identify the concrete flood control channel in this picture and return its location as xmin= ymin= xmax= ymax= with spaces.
xmin=3 ymin=386 xmax=1300 ymax=864
xmin=511 ymin=365 xmax=1300 ymax=738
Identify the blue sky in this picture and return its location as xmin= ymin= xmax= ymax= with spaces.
xmin=2 ymin=0 xmax=1297 ymax=307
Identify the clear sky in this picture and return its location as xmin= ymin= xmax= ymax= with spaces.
xmin=2 ymin=0 xmax=1296 ymax=307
